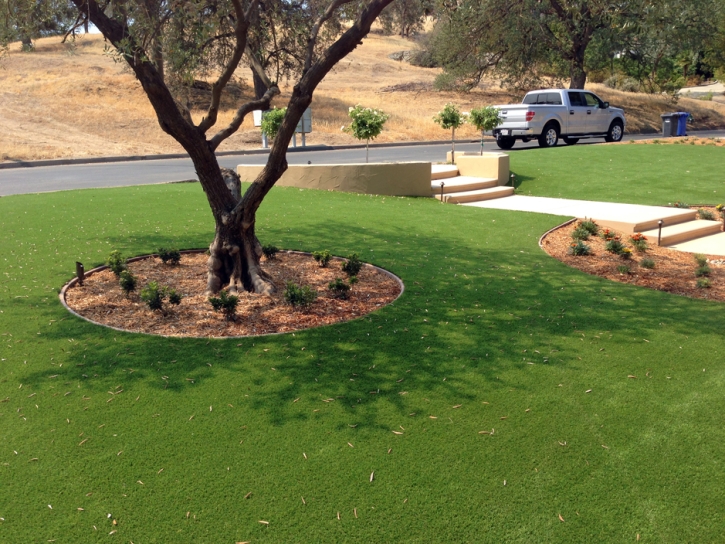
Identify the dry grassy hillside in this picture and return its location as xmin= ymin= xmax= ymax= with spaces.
xmin=1 ymin=32 xmax=725 ymax=162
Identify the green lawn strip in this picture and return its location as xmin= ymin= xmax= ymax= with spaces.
xmin=0 ymin=183 xmax=724 ymax=541
xmin=511 ymin=144 xmax=725 ymax=206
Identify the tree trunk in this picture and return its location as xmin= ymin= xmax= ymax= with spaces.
xmin=203 ymin=168 xmax=274 ymax=295
xmin=569 ymin=42 xmax=588 ymax=89
xmin=253 ymin=70 xmax=268 ymax=101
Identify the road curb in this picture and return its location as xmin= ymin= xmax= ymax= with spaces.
xmin=0 ymin=139 xmax=479 ymax=170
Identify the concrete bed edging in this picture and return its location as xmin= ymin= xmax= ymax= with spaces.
xmin=59 ymin=249 xmax=405 ymax=339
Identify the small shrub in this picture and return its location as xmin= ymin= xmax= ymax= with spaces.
xmin=140 ymin=281 xmax=164 ymax=312
xmin=579 ymin=220 xmax=599 ymax=235
xmin=107 ymin=250 xmax=127 ymax=277
xmin=571 ymin=227 xmax=590 ymax=241
xmin=568 ymin=241 xmax=592 ymax=256
xmin=209 ymin=290 xmax=240 ymax=321
xmin=605 ymin=239 xmax=626 ymax=255
xmin=617 ymin=265 xmax=631 ymax=274
xmin=313 ymin=250 xmax=332 ymax=267
xmin=342 ymin=253 xmax=363 ymax=276
xmin=695 ymin=265 xmax=711 ymax=277
xmin=328 ymin=277 xmax=352 ymax=299
xmin=698 ymin=208 xmax=716 ymax=221
xmin=640 ymin=257 xmax=656 ymax=269
xmin=600 ymin=229 xmax=618 ymax=241
xmin=670 ymin=200 xmax=689 ymax=209
xmin=697 ymin=278 xmax=712 ymax=288
xmin=119 ymin=270 xmax=137 ymax=296
xmin=620 ymin=247 xmax=633 ymax=260
xmin=262 ymin=245 xmax=279 ymax=259
xmin=694 ymin=253 xmax=708 ymax=267
xmin=716 ymin=204 xmax=725 ymax=221
xmin=284 ymin=282 xmax=317 ymax=308
xmin=158 ymin=247 xmax=181 ymax=265
xmin=167 ymin=289 xmax=183 ymax=306
xmin=629 ymin=233 xmax=648 ymax=252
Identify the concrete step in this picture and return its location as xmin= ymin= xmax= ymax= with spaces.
xmin=431 ymin=176 xmax=498 ymax=194
xmin=431 ymin=164 xmax=459 ymax=181
xmin=629 ymin=209 xmax=698 ymax=232
xmin=641 ymin=219 xmax=723 ymax=246
xmin=435 ymin=186 xmax=515 ymax=204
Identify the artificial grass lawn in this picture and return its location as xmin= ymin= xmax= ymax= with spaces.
xmin=511 ymin=142 xmax=725 ymax=206
xmin=1 ymin=179 xmax=725 ymax=542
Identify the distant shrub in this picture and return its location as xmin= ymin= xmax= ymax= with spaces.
xmin=579 ymin=220 xmax=599 ymax=235
xmin=313 ymin=250 xmax=332 ymax=267
xmin=694 ymin=253 xmax=708 ymax=267
xmin=698 ymin=208 xmax=716 ymax=221
xmin=619 ymin=77 xmax=640 ymax=93
xmin=568 ymin=241 xmax=592 ymax=256
xmin=605 ymin=239 xmax=626 ymax=255
xmin=600 ymin=229 xmax=618 ymax=241
xmin=167 ymin=289 xmax=183 ymax=306
xmin=209 ymin=290 xmax=240 ymax=321
xmin=140 ymin=282 xmax=182 ymax=314
xmin=617 ymin=265 xmax=631 ymax=274
xmin=106 ymin=250 xmax=127 ymax=277
xmin=571 ymin=227 xmax=590 ymax=241
xmin=697 ymin=278 xmax=712 ymax=288
xmin=262 ymin=245 xmax=279 ymax=259
xmin=284 ymin=282 xmax=317 ymax=308
xmin=695 ymin=265 xmax=711 ymax=278
xmin=620 ymin=247 xmax=633 ymax=260
xmin=342 ymin=253 xmax=363 ymax=276
xmin=119 ymin=270 xmax=137 ymax=296
xmin=328 ymin=277 xmax=352 ymax=299
xmin=670 ymin=201 xmax=689 ymax=209
xmin=629 ymin=233 xmax=648 ymax=252
xmin=640 ymin=257 xmax=656 ymax=269
xmin=158 ymin=247 xmax=181 ymax=265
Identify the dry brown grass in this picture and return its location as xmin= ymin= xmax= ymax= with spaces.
xmin=2 ymin=33 xmax=725 ymax=162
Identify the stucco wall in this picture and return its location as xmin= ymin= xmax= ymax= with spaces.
xmin=237 ymin=162 xmax=432 ymax=197
xmin=444 ymin=152 xmax=510 ymax=186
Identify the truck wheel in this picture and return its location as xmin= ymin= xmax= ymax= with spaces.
xmin=538 ymin=124 xmax=559 ymax=148
xmin=496 ymin=136 xmax=515 ymax=150
xmin=605 ymin=120 xmax=624 ymax=142
xmin=563 ymin=137 xmax=579 ymax=145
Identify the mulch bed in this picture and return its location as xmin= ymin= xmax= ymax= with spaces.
xmin=541 ymin=217 xmax=725 ymax=302
xmin=63 ymin=252 xmax=402 ymax=338
xmin=630 ymin=136 xmax=725 ymax=147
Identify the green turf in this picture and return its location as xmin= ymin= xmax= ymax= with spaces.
xmin=511 ymin=142 xmax=725 ymax=205
xmin=1 ymin=177 xmax=725 ymax=542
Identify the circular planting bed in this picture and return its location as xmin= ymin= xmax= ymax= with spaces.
xmin=541 ymin=218 xmax=725 ymax=302
xmin=62 ymin=251 xmax=403 ymax=337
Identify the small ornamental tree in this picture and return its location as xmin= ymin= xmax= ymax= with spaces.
xmin=433 ymin=103 xmax=465 ymax=162
xmin=469 ymin=106 xmax=502 ymax=154
xmin=345 ymin=105 xmax=389 ymax=162
xmin=260 ymin=107 xmax=286 ymax=140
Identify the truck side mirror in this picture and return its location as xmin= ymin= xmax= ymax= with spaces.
xmin=603 ymin=102 xmax=610 ymax=109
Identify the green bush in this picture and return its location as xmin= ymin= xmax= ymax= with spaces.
xmin=167 ymin=289 xmax=183 ymax=306
xmin=579 ymin=220 xmax=599 ymax=235
xmin=629 ymin=233 xmax=648 ymax=252
xmin=140 ymin=282 xmax=182 ymax=313
xmin=568 ymin=241 xmax=592 ymax=256
xmin=694 ymin=253 xmax=708 ymax=267
xmin=698 ymin=208 xmax=716 ymax=221
xmin=695 ymin=265 xmax=711 ymax=277
xmin=106 ymin=250 xmax=127 ymax=277
xmin=260 ymin=107 xmax=286 ymax=140
xmin=620 ymin=247 xmax=633 ymax=260
xmin=284 ymin=282 xmax=317 ymax=308
xmin=119 ymin=270 xmax=137 ymax=296
xmin=670 ymin=201 xmax=689 ymax=209
xmin=433 ymin=103 xmax=465 ymax=130
xmin=328 ymin=277 xmax=351 ymax=299
xmin=158 ymin=247 xmax=181 ymax=265
xmin=617 ymin=265 xmax=631 ymax=274
xmin=345 ymin=105 xmax=389 ymax=144
xmin=313 ymin=250 xmax=332 ymax=267
xmin=342 ymin=253 xmax=363 ymax=276
xmin=605 ymin=239 xmax=626 ymax=255
xmin=697 ymin=278 xmax=712 ymax=288
xmin=571 ymin=227 xmax=590 ymax=241
xmin=262 ymin=245 xmax=279 ymax=259
xmin=640 ymin=257 xmax=656 ymax=269
xmin=209 ymin=290 xmax=240 ymax=321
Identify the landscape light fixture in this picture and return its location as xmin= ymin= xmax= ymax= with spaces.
xmin=75 ymin=262 xmax=85 ymax=286
xmin=440 ymin=181 xmax=445 ymax=202
xmin=510 ymin=174 xmax=516 ymax=187
xmin=657 ymin=220 xmax=664 ymax=246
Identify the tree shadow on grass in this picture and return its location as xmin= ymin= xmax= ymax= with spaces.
xmin=14 ymin=210 xmax=724 ymax=433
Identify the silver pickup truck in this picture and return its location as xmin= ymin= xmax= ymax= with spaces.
xmin=489 ymin=89 xmax=626 ymax=150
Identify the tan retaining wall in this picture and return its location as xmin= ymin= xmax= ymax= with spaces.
xmin=444 ymin=152 xmax=510 ymax=186
xmin=237 ymin=162 xmax=431 ymax=197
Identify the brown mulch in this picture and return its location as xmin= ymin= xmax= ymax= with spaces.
xmin=630 ymin=136 xmax=725 ymax=147
xmin=64 ymin=252 xmax=402 ymax=338
xmin=541 ymin=218 xmax=725 ymax=302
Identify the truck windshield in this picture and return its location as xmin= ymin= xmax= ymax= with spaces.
xmin=522 ymin=92 xmax=562 ymax=105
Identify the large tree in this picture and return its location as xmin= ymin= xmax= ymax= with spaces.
xmin=0 ymin=0 xmax=76 ymax=49
xmin=61 ymin=0 xmax=395 ymax=295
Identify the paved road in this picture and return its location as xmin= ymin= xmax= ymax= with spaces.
xmin=1 ymin=130 xmax=724 ymax=196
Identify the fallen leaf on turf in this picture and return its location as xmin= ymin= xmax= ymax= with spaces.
xmin=301 ymin=497 xmax=306 ymax=505
xmin=293 ymin=398 xmax=300 ymax=403
xmin=348 ymin=442 xmax=354 ymax=448
xmin=628 ymin=375 xmax=637 ymax=379
xmin=392 ymin=431 xmax=403 ymax=435
xmin=337 ymin=512 xmax=340 ymax=520
xmin=585 ymin=389 xmax=592 ymax=393
xmin=370 ymin=471 xmax=374 ymax=482
xmin=303 ymin=452 xmax=307 ymax=459
xmin=602 ymin=444 xmax=609 ymax=449
xmin=258 ymin=520 xmax=269 ymax=525
xmin=354 ymin=507 xmax=358 ymax=518
xmin=137 ymin=480 xmax=144 ymax=485
xmin=452 ymin=404 xmax=462 ymax=409
xmin=559 ymin=514 xmax=565 ymax=522
xmin=78 ymin=438 xmax=88 ymax=446
xmin=429 ymin=416 xmax=437 ymax=419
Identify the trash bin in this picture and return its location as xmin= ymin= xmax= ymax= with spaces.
xmin=660 ymin=113 xmax=677 ymax=137
xmin=675 ymin=112 xmax=689 ymax=136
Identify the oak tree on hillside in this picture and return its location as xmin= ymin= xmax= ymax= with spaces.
xmin=59 ymin=0 xmax=396 ymax=295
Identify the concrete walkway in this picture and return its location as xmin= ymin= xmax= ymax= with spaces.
xmin=464 ymin=195 xmax=725 ymax=256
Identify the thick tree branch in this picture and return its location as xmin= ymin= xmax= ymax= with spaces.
xmin=198 ymin=0 xmax=255 ymax=134
xmin=209 ymin=85 xmax=280 ymax=150
xmin=303 ymin=0 xmax=357 ymax=72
